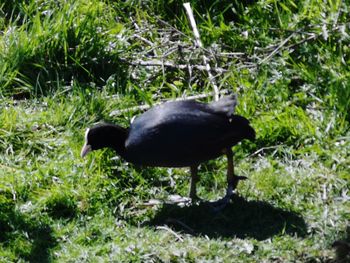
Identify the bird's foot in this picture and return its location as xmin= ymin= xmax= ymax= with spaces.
xmin=208 ymin=176 xmax=248 ymax=212
xmin=231 ymin=175 xmax=248 ymax=189
xmin=189 ymin=193 xmax=203 ymax=204
xmin=236 ymin=175 xmax=248 ymax=181
xmin=208 ymin=194 xmax=232 ymax=212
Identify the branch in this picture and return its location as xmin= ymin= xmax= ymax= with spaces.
xmin=183 ymin=2 xmax=220 ymax=101
xmin=258 ymin=33 xmax=295 ymax=65
xmin=166 ymin=218 xmax=195 ymax=234
xmin=120 ymin=58 xmax=228 ymax=73
xmin=156 ymin=226 xmax=184 ymax=242
xmin=248 ymin=145 xmax=284 ymax=157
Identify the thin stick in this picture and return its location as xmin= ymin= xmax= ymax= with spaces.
xmin=166 ymin=218 xmax=195 ymax=234
xmin=157 ymin=18 xmax=191 ymax=39
xmin=156 ymin=226 xmax=184 ymax=242
xmin=183 ymin=3 xmax=202 ymax=48
xmin=259 ymin=33 xmax=295 ymax=65
xmin=133 ymin=34 xmax=155 ymax=47
xmin=248 ymin=145 xmax=284 ymax=157
xmin=284 ymin=34 xmax=318 ymax=51
xmin=120 ymin=58 xmax=228 ymax=73
xmin=183 ymin=2 xmax=219 ymax=101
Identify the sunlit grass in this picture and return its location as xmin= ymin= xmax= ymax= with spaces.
xmin=0 ymin=0 xmax=349 ymax=262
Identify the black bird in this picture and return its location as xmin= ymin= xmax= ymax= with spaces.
xmin=81 ymin=94 xmax=255 ymax=206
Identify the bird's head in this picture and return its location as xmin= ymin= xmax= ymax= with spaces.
xmin=81 ymin=123 xmax=127 ymax=158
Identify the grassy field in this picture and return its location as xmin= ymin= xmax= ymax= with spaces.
xmin=0 ymin=0 xmax=349 ymax=262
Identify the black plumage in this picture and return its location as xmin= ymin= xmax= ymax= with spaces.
xmin=81 ymin=94 xmax=255 ymax=205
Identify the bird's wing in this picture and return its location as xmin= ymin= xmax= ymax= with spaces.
xmin=126 ymin=100 xmax=239 ymax=156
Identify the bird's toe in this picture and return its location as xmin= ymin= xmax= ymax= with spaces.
xmin=189 ymin=193 xmax=203 ymax=204
xmin=207 ymin=194 xmax=233 ymax=213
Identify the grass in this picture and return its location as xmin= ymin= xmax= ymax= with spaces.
xmin=0 ymin=0 xmax=349 ymax=262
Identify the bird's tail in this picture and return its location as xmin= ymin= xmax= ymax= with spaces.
xmin=209 ymin=94 xmax=238 ymax=117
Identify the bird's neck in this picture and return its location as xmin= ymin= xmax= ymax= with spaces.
xmin=108 ymin=125 xmax=128 ymax=157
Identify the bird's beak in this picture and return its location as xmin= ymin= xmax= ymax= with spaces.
xmin=81 ymin=143 xmax=92 ymax=158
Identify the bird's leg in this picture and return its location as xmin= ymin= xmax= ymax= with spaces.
xmin=210 ymin=148 xmax=247 ymax=210
xmin=225 ymin=147 xmax=247 ymax=197
xmin=225 ymin=147 xmax=235 ymax=198
xmin=189 ymin=165 xmax=200 ymax=201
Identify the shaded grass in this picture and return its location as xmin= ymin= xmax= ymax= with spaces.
xmin=0 ymin=195 xmax=56 ymax=262
xmin=146 ymin=195 xmax=307 ymax=240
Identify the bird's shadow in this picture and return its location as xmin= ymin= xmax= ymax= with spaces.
xmin=145 ymin=195 xmax=307 ymax=240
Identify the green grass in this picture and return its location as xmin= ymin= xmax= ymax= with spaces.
xmin=0 ymin=0 xmax=349 ymax=262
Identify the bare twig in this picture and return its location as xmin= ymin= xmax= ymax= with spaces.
xmin=156 ymin=225 xmax=184 ymax=242
xmin=120 ymin=58 xmax=228 ymax=73
xmin=216 ymin=52 xmax=246 ymax=58
xmin=183 ymin=3 xmax=202 ymax=48
xmin=157 ymin=18 xmax=191 ymax=39
xmin=285 ymin=34 xmax=318 ymax=51
xmin=166 ymin=218 xmax=195 ymax=234
xmin=130 ymin=17 xmax=140 ymax=30
xmin=183 ymin=2 xmax=219 ymax=101
xmin=110 ymin=104 xmax=150 ymax=116
xmin=133 ymin=34 xmax=155 ymax=47
xmin=259 ymin=33 xmax=295 ymax=65
xmin=248 ymin=145 xmax=284 ymax=157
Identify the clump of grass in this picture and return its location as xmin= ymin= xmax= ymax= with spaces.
xmin=42 ymin=189 xmax=77 ymax=219
xmin=0 ymin=0 xmax=128 ymax=97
